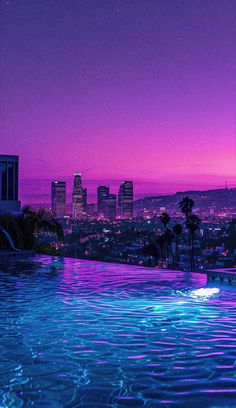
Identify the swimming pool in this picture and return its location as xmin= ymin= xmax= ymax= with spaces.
xmin=1 ymin=255 xmax=236 ymax=407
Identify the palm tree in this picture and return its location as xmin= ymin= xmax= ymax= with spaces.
xmin=156 ymin=234 xmax=166 ymax=268
xmin=141 ymin=243 xmax=160 ymax=266
xmin=179 ymin=197 xmax=194 ymax=217
xmin=22 ymin=206 xmax=64 ymax=243
xmin=173 ymin=223 xmax=183 ymax=269
xmin=186 ymin=214 xmax=201 ymax=271
xmin=159 ymin=212 xmax=171 ymax=231
xmin=179 ymin=197 xmax=195 ymax=271
xmin=0 ymin=207 xmax=64 ymax=250
xmin=164 ymin=228 xmax=175 ymax=268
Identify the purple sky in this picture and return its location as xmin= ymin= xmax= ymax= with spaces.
xmin=0 ymin=0 xmax=235 ymax=203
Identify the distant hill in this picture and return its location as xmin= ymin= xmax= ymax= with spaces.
xmin=134 ymin=188 xmax=236 ymax=215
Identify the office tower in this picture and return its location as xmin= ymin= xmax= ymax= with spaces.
xmin=0 ymin=154 xmax=21 ymax=213
xmin=119 ymin=181 xmax=133 ymax=218
xmin=104 ymin=194 xmax=116 ymax=220
xmin=117 ymin=185 xmax=122 ymax=217
xmin=72 ymin=173 xmax=87 ymax=219
xmin=97 ymin=186 xmax=109 ymax=217
xmin=51 ymin=181 xmax=66 ymax=217
xmin=118 ymin=185 xmax=122 ymax=208
xmin=82 ymin=187 xmax=87 ymax=212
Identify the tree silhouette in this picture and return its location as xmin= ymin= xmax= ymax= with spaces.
xmin=179 ymin=197 xmax=195 ymax=271
xmin=156 ymin=234 xmax=166 ymax=268
xmin=159 ymin=212 xmax=171 ymax=230
xmin=141 ymin=243 xmax=160 ymax=266
xmin=173 ymin=223 xmax=183 ymax=269
xmin=0 ymin=206 xmax=64 ymax=250
xmin=185 ymin=214 xmax=201 ymax=271
xmin=179 ymin=197 xmax=194 ymax=217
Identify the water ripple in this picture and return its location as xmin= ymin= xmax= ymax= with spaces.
xmin=1 ymin=255 xmax=236 ymax=407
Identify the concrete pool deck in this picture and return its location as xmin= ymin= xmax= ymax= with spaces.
xmin=0 ymin=250 xmax=35 ymax=264
xmin=207 ymin=267 xmax=236 ymax=284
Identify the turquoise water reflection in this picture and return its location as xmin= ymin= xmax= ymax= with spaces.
xmin=1 ymin=255 xmax=236 ymax=407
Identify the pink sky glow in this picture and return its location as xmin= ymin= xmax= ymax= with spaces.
xmin=0 ymin=1 xmax=235 ymax=203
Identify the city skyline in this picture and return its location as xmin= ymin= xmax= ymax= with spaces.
xmin=20 ymin=175 xmax=236 ymax=205
xmin=0 ymin=0 xmax=235 ymax=198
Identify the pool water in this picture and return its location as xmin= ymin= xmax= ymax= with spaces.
xmin=1 ymin=255 xmax=236 ymax=407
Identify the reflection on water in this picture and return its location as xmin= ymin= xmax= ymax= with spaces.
xmin=1 ymin=255 xmax=236 ymax=407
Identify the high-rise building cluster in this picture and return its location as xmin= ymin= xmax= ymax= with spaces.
xmin=51 ymin=174 xmax=133 ymax=220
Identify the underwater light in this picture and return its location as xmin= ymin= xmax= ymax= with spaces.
xmin=190 ymin=287 xmax=220 ymax=298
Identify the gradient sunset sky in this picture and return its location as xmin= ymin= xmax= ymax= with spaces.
xmin=0 ymin=0 xmax=235 ymax=202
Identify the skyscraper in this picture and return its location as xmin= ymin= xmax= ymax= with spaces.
xmin=72 ymin=173 xmax=87 ymax=219
xmin=82 ymin=187 xmax=87 ymax=213
xmin=104 ymin=194 xmax=117 ymax=220
xmin=97 ymin=186 xmax=109 ymax=217
xmin=51 ymin=181 xmax=66 ymax=217
xmin=119 ymin=181 xmax=133 ymax=218
xmin=0 ymin=154 xmax=21 ymax=213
